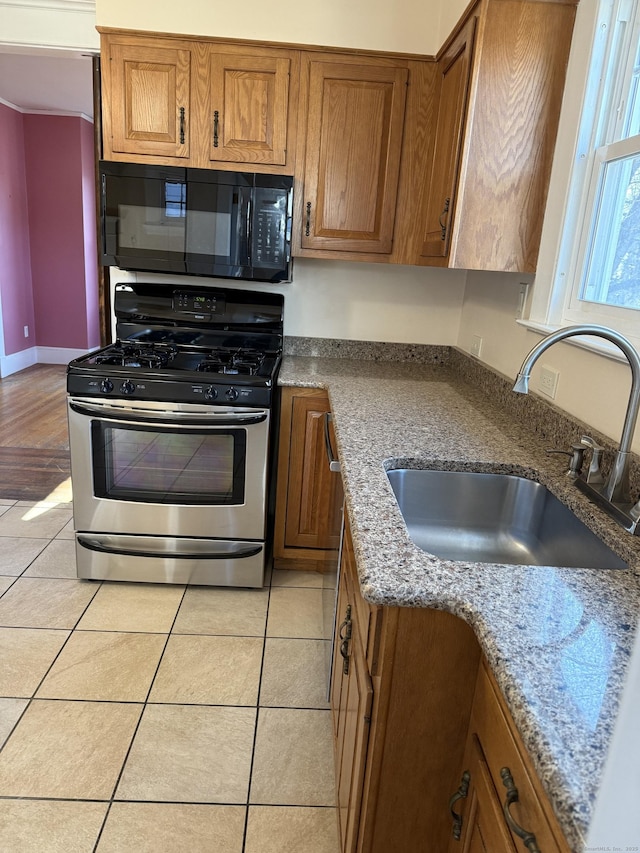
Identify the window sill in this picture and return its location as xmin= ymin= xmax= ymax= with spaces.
xmin=516 ymin=319 xmax=635 ymax=365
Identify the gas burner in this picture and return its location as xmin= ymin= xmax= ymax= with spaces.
xmin=196 ymin=348 xmax=265 ymax=376
xmin=95 ymin=343 xmax=178 ymax=369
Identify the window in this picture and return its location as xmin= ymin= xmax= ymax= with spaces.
xmin=164 ymin=180 xmax=186 ymax=219
xmin=544 ymin=0 xmax=640 ymax=346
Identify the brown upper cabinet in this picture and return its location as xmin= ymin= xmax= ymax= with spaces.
xmin=195 ymin=45 xmax=293 ymax=167
xmin=420 ymin=17 xmax=476 ymax=260
xmin=100 ymin=30 xmax=298 ymax=173
xmin=294 ymin=54 xmax=409 ymax=258
xmin=99 ymin=1 xmax=577 ymax=273
xmin=106 ymin=37 xmax=192 ymax=160
xmin=417 ymin=0 xmax=578 ymax=273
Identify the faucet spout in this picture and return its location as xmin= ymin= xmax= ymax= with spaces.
xmin=513 ymin=324 xmax=640 ymax=505
xmin=512 ymin=373 xmax=530 ymax=394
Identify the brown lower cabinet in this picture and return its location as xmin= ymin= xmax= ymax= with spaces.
xmin=331 ymin=515 xmax=571 ymax=853
xmin=273 ymin=387 xmax=343 ymax=570
xmin=449 ymin=660 xmax=572 ymax=853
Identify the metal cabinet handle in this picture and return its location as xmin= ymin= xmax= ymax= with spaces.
xmin=324 ymin=412 xmax=341 ymax=473
xmin=305 ymin=201 xmax=312 ymax=236
xmin=500 ymin=767 xmax=542 ymax=853
xmin=179 ymin=107 xmax=186 ymax=144
xmin=338 ymin=605 xmax=352 ymax=675
xmin=213 ymin=110 xmax=219 ymax=147
xmin=439 ymin=197 xmax=451 ymax=241
xmin=448 ymin=770 xmax=470 ymax=841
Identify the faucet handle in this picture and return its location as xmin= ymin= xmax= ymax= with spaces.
xmin=580 ymin=435 xmax=605 ymax=485
xmin=546 ymin=444 xmax=585 ymax=477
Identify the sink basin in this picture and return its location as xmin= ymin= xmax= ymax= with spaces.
xmin=386 ymin=469 xmax=627 ymax=569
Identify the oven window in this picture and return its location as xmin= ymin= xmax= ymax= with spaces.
xmin=91 ymin=423 xmax=246 ymax=505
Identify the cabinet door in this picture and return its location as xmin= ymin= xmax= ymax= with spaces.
xmin=204 ymin=50 xmax=291 ymax=165
xmin=283 ymin=391 xmax=343 ymax=551
xmin=420 ymin=15 xmax=476 ymax=258
xmin=331 ymin=563 xmax=373 ymax=853
xmin=108 ymin=40 xmax=191 ymax=159
xmin=449 ymin=737 xmax=516 ymax=853
xmin=301 ymin=58 xmax=408 ymax=254
xmin=466 ymin=661 xmax=572 ymax=853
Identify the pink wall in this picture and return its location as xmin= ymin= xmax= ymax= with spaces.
xmin=0 ymin=104 xmax=36 ymax=355
xmin=24 ymin=114 xmax=98 ymax=350
xmin=80 ymin=117 xmax=101 ymax=350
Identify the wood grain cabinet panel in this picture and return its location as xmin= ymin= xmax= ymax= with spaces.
xmin=449 ymin=660 xmax=572 ymax=853
xmin=298 ymin=56 xmax=408 ymax=255
xmin=420 ymin=16 xmax=476 ymax=259
xmin=330 ymin=517 xmax=482 ymax=853
xmin=202 ymin=50 xmax=291 ymax=166
xmin=273 ymin=387 xmax=343 ymax=570
xmin=107 ymin=39 xmax=191 ymax=160
xmin=332 ymin=554 xmax=374 ymax=853
xmin=451 ymin=737 xmax=517 ymax=853
xmin=101 ymin=31 xmax=297 ymax=172
xmin=416 ymin=0 xmax=577 ymax=273
xmin=330 ymin=523 xmax=572 ymax=853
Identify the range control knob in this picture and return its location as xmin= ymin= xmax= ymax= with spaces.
xmin=100 ymin=378 xmax=114 ymax=394
xmin=225 ymin=387 xmax=239 ymax=401
xmin=205 ymin=386 xmax=218 ymax=401
xmin=120 ymin=380 xmax=136 ymax=395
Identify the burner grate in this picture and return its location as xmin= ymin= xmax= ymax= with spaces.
xmin=95 ymin=343 xmax=178 ymax=369
xmin=196 ymin=348 xmax=265 ymax=376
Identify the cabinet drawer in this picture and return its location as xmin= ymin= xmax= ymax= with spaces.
xmin=472 ymin=660 xmax=570 ymax=853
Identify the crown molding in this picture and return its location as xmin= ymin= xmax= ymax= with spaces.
xmin=0 ymin=94 xmax=92 ymax=121
xmin=0 ymin=0 xmax=95 ymax=13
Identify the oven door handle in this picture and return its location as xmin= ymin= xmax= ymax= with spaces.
xmin=77 ymin=535 xmax=263 ymax=560
xmin=69 ymin=401 xmax=268 ymax=426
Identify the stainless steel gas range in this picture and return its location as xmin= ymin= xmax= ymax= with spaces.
xmin=66 ymin=282 xmax=284 ymax=587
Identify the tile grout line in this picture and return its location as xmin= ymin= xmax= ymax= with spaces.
xmin=240 ymin=564 xmax=273 ymax=853
xmin=0 ymin=551 xmax=337 ymax=849
xmin=90 ymin=583 xmax=190 ymax=853
xmin=0 ymin=555 xmax=104 ymax=762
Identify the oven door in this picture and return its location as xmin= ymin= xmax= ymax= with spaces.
xmin=67 ymin=397 xmax=270 ymax=540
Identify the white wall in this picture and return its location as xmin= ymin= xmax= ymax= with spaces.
xmin=112 ymin=259 xmax=467 ymax=346
xmin=0 ymin=0 xmax=98 ymax=51
xmin=95 ymin=0 xmax=467 ymax=56
xmin=281 ymin=260 xmax=466 ymax=343
xmin=458 ymin=270 xmax=640 ymax=455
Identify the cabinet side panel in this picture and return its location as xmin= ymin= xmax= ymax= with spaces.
xmin=451 ymin=0 xmax=576 ymax=272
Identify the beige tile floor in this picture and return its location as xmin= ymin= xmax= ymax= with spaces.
xmin=0 ymin=498 xmax=340 ymax=852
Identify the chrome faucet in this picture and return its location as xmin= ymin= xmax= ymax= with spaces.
xmin=513 ymin=325 xmax=640 ymax=530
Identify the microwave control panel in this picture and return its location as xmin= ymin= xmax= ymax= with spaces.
xmin=253 ymin=189 xmax=291 ymax=268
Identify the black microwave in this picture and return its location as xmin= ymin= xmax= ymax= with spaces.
xmin=99 ymin=161 xmax=293 ymax=283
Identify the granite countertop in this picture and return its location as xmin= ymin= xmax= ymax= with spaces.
xmin=278 ymin=352 xmax=640 ymax=852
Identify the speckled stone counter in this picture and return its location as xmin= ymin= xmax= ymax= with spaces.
xmin=278 ymin=351 xmax=640 ymax=852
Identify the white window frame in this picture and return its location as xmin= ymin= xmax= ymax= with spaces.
xmin=525 ymin=0 xmax=640 ymax=358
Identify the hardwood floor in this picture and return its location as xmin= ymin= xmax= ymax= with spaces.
xmin=0 ymin=365 xmax=70 ymax=501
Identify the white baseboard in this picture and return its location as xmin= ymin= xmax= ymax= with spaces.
xmin=0 ymin=346 xmax=89 ymax=378
xmin=36 ymin=346 xmax=89 ymax=364
xmin=0 ymin=347 xmax=37 ymax=377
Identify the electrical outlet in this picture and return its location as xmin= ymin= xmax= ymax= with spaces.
xmin=23 ymin=326 xmax=29 ymax=338
xmin=516 ymin=283 xmax=529 ymax=319
xmin=539 ymin=365 xmax=559 ymax=399
xmin=470 ymin=335 xmax=483 ymax=358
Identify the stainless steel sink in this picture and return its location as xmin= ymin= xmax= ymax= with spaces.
xmin=386 ymin=469 xmax=627 ymax=569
